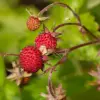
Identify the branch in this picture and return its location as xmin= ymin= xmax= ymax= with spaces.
xmin=38 ymin=2 xmax=81 ymax=24
xmin=44 ymin=39 xmax=100 ymax=73
xmin=53 ymin=22 xmax=98 ymax=40
xmin=0 ymin=53 xmax=19 ymax=57
xmin=57 ymin=39 xmax=100 ymax=54
xmin=69 ymin=40 xmax=99 ymax=52
xmin=38 ymin=2 xmax=98 ymax=39
xmin=48 ymin=71 xmax=55 ymax=98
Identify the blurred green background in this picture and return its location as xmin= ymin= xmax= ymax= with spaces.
xmin=0 ymin=0 xmax=100 ymax=100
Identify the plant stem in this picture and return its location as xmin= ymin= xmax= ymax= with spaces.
xmin=53 ymin=22 xmax=98 ymax=39
xmin=48 ymin=40 xmax=100 ymax=74
xmin=53 ymin=22 xmax=80 ymax=31
xmin=69 ymin=40 xmax=100 ymax=52
xmin=0 ymin=53 xmax=19 ymax=57
xmin=57 ymin=40 xmax=100 ymax=54
xmin=38 ymin=2 xmax=81 ymax=24
xmin=39 ymin=2 xmax=97 ymax=39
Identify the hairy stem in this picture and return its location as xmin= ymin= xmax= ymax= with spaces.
xmin=57 ymin=40 xmax=100 ymax=54
xmin=53 ymin=22 xmax=80 ymax=31
xmin=38 ymin=2 xmax=81 ymax=24
xmin=69 ymin=40 xmax=100 ymax=52
xmin=51 ymin=40 xmax=100 ymax=73
xmin=53 ymin=22 xmax=98 ymax=39
xmin=48 ymin=71 xmax=56 ymax=98
xmin=0 ymin=53 xmax=19 ymax=57
xmin=44 ymin=39 xmax=100 ymax=74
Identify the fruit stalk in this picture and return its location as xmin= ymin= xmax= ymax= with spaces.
xmin=45 ymin=39 xmax=100 ymax=73
xmin=0 ymin=53 xmax=19 ymax=57
xmin=69 ymin=39 xmax=100 ymax=52
xmin=53 ymin=22 xmax=98 ymax=39
xmin=38 ymin=2 xmax=81 ymax=24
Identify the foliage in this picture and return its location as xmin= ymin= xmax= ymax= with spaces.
xmin=0 ymin=0 xmax=100 ymax=100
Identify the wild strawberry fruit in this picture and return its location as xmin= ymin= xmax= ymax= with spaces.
xmin=35 ymin=27 xmax=57 ymax=55
xmin=19 ymin=46 xmax=43 ymax=73
xmin=27 ymin=16 xmax=40 ymax=31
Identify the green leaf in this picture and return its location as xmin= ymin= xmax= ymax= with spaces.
xmin=4 ymin=80 xmax=21 ymax=100
xmin=80 ymin=12 xmax=98 ymax=32
xmin=45 ymin=0 xmax=84 ymax=29
xmin=21 ymin=75 xmax=48 ymax=100
xmin=0 ymin=56 xmax=5 ymax=87
xmin=90 ymin=4 xmax=100 ymax=24
xmin=71 ymin=87 xmax=100 ymax=100
xmin=87 ymin=0 xmax=100 ymax=9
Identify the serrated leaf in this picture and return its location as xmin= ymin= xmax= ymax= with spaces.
xmin=87 ymin=0 xmax=100 ymax=9
xmin=0 ymin=56 xmax=5 ymax=87
xmin=4 ymin=80 xmax=21 ymax=100
xmin=71 ymin=87 xmax=100 ymax=100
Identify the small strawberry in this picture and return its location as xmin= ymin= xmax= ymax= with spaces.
xmin=35 ymin=27 xmax=57 ymax=55
xmin=27 ymin=16 xmax=40 ymax=31
xmin=19 ymin=46 xmax=43 ymax=73
xmin=26 ymin=9 xmax=49 ymax=31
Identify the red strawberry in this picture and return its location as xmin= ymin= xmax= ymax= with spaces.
xmin=35 ymin=28 xmax=57 ymax=55
xmin=27 ymin=16 xmax=40 ymax=31
xmin=19 ymin=46 xmax=43 ymax=73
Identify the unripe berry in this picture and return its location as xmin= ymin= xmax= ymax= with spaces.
xmin=27 ymin=16 xmax=40 ymax=31
xmin=19 ymin=46 xmax=43 ymax=73
xmin=21 ymin=77 xmax=30 ymax=85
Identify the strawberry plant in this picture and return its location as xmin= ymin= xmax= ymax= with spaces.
xmin=0 ymin=0 xmax=100 ymax=100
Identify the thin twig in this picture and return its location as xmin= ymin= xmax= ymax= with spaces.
xmin=38 ymin=2 xmax=98 ymax=39
xmin=38 ymin=3 xmax=54 ymax=17
xmin=82 ymin=25 xmax=98 ymax=39
xmin=53 ymin=22 xmax=98 ymax=39
xmin=0 ymin=53 xmax=19 ymax=57
xmin=38 ymin=2 xmax=81 ymax=24
xmin=45 ymin=39 xmax=100 ymax=73
xmin=69 ymin=40 xmax=100 ymax=52
xmin=53 ymin=22 xmax=80 ymax=32
xmin=56 ymin=39 xmax=100 ymax=54
xmin=48 ymin=71 xmax=56 ymax=98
